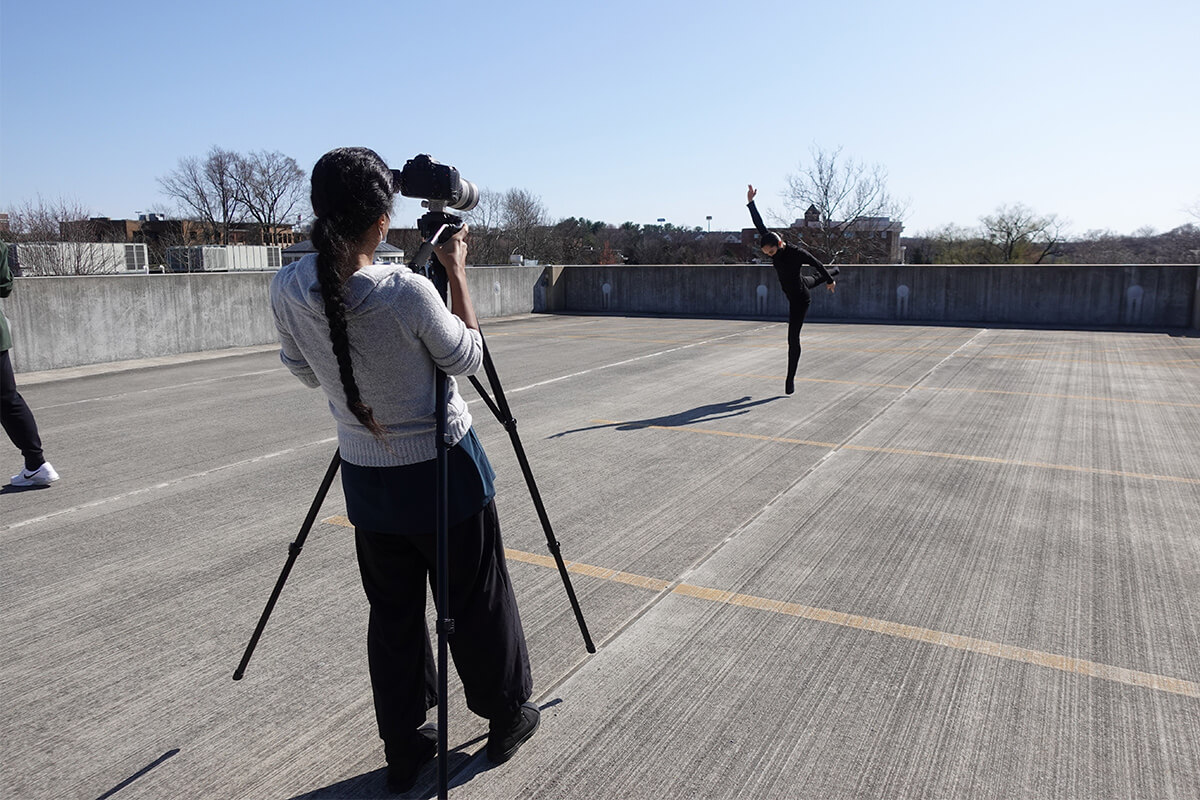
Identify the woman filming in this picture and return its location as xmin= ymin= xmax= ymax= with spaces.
xmin=269 ymin=147 xmax=537 ymax=793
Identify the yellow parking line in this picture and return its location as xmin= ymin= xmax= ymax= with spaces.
xmin=671 ymin=584 xmax=1200 ymax=699
xmin=320 ymin=515 xmax=1198 ymax=698
xmin=590 ymin=420 xmax=1200 ymax=486
xmin=323 ymin=517 xmax=675 ymax=591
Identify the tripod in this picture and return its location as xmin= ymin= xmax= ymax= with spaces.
xmin=410 ymin=213 xmax=596 ymax=795
xmin=233 ymin=212 xmax=594 ymax=799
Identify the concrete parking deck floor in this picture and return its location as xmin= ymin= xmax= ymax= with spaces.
xmin=3 ymin=314 xmax=1199 ymax=799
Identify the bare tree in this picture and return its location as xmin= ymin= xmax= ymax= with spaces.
xmin=462 ymin=188 xmax=508 ymax=265
xmin=137 ymin=203 xmax=191 ymax=269
xmin=231 ymin=150 xmax=307 ymax=245
xmin=1066 ymin=229 xmax=1139 ymax=264
xmin=908 ymin=224 xmax=989 ymax=264
xmin=979 ymin=203 xmax=1066 ymax=263
xmin=3 ymin=196 xmax=125 ymax=274
xmin=501 ymin=188 xmax=550 ymax=261
xmin=783 ymin=145 xmax=907 ymax=262
xmin=158 ymin=146 xmax=242 ymax=244
xmin=5 ymin=196 xmax=90 ymax=242
xmin=597 ymin=239 xmax=621 ymax=265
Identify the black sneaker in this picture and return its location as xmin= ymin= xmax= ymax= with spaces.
xmin=785 ymin=378 xmax=795 ymax=395
xmin=486 ymin=702 xmax=540 ymax=763
xmin=386 ymin=725 xmax=437 ymax=794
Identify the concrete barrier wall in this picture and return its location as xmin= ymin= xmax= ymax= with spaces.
xmin=4 ymin=265 xmax=548 ymax=373
xmin=554 ymin=264 xmax=1200 ymax=330
xmin=4 ymin=263 xmax=1196 ymax=372
xmin=1194 ymin=267 xmax=1200 ymax=331
xmin=6 ymin=272 xmax=280 ymax=373
xmin=468 ymin=265 xmax=548 ymax=319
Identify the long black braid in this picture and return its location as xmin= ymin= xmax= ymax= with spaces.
xmin=309 ymin=147 xmax=395 ymax=439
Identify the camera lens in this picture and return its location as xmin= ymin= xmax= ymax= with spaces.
xmin=450 ymin=179 xmax=479 ymax=212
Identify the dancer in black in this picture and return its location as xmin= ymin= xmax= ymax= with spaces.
xmin=746 ymin=185 xmax=836 ymax=394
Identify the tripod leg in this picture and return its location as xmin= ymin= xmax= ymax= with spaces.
xmin=434 ymin=371 xmax=452 ymax=800
xmin=474 ymin=339 xmax=596 ymax=654
xmin=233 ymin=450 xmax=342 ymax=681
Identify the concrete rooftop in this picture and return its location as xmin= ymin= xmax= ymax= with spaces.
xmin=3 ymin=314 xmax=1199 ymax=799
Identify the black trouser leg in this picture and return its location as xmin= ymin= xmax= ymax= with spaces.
xmin=354 ymin=527 xmax=437 ymax=744
xmin=800 ymin=265 xmax=838 ymax=291
xmin=436 ymin=501 xmax=532 ymax=721
xmin=1 ymin=350 xmax=44 ymax=471
xmin=785 ymin=294 xmax=812 ymax=383
xmin=354 ymin=499 xmax=532 ymax=744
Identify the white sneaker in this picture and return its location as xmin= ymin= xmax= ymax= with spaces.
xmin=10 ymin=462 xmax=60 ymax=487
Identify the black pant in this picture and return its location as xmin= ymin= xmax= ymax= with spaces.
xmin=1 ymin=350 xmax=44 ymax=471
xmin=354 ymin=499 xmax=532 ymax=745
xmin=784 ymin=287 xmax=813 ymax=383
xmin=782 ymin=274 xmax=829 ymax=381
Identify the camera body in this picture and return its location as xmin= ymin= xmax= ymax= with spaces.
xmin=395 ymin=154 xmax=479 ymax=212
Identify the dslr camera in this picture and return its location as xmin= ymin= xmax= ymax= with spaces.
xmin=394 ymin=154 xmax=479 ymax=212
xmin=394 ymin=154 xmax=479 ymax=288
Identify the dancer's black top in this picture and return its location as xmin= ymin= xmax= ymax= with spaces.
xmin=748 ymin=201 xmax=835 ymax=297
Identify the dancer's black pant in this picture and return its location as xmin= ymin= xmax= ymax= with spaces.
xmin=783 ymin=274 xmax=829 ymax=381
xmin=1 ymin=350 xmax=44 ymax=471
xmin=784 ymin=289 xmax=813 ymax=383
xmin=354 ymin=499 xmax=532 ymax=746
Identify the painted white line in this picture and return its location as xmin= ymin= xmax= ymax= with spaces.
xmin=6 ymin=329 xmax=769 ymax=532
xmin=36 ymin=368 xmax=287 ymax=411
xmin=1 ymin=438 xmax=337 ymax=533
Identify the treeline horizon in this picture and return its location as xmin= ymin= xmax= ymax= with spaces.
xmin=3 ymin=143 xmax=1198 ymax=267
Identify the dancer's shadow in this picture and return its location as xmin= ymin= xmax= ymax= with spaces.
xmin=548 ymin=395 xmax=781 ymax=439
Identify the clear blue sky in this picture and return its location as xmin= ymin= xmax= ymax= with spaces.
xmin=2 ymin=0 xmax=1197 ymax=237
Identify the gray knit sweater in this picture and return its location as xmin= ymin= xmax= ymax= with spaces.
xmin=269 ymin=253 xmax=483 ymax=467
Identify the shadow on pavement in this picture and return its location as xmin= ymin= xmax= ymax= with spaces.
xmin=288 ymin=700 xmax=565 ymax=799
xmin=1 ymin=482 xmax=54 ymax=494
xmin=548 ymin=395 xmax=782 ymax=439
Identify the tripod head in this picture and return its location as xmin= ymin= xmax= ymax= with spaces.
xmin=417 ymin=200 xmax=465 ymax=241
xmin=408 ymin=201 xmax=466 ymax=301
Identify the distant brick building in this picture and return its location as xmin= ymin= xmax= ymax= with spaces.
xmin=60 ymin=215 xmax=299 ymax=249
xmin=282 ymin=239 xmax=404 ymax=266
xmin=742 ymin=204 xmax=903 ymax=263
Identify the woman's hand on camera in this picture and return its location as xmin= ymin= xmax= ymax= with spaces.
xmin=433 ymin=224 xmax=469 ymax=275
xmin=434 ymin=225 xmax=479 ymax=330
